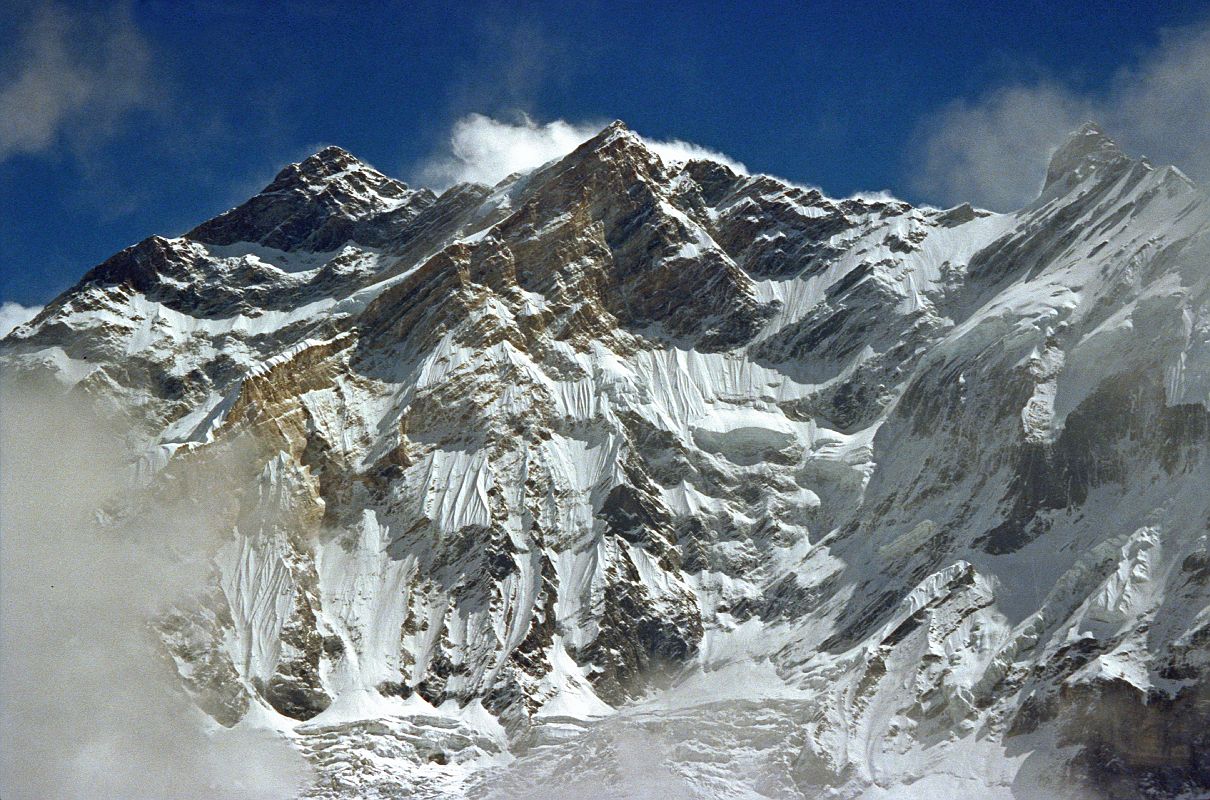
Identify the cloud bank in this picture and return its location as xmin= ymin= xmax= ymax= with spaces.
xmin=0 ymin=302 xmax=42 ymax=337
xmin=0 ymin=2 xmax=155 ymax=161
xmin=911 ymin=19 xmax=1210 ymax=210
xmin=416 ymin=113 xmax=747 ymax=190
xmin=0 ymin=384 xmax=311 ymax=799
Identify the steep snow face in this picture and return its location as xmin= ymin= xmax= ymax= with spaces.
xmin=5 ymin=121 xmax=1210 ymax=799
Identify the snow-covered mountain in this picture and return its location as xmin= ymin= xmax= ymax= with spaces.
xmin=4 ymin=120 xmax=1209 ymax=799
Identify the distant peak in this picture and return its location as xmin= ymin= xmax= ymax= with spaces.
xmin=1073 ymin=120 xmax=1106 ymax=137
xmin=1043 ymin=122 xmax=1127 ymax=192
xmin=266 ymin=145 xmax=399 ymax=195
xmin=304 ymin=144 xmax=358 ymax=168
xmin=582 ymin=119 xmax=636 ymax=148
xmin=574 ymin=119 xmax=648 ymax=156
xmin=188 ymin=144 xmax=416 ymax=250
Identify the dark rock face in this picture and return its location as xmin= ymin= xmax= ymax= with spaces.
xmin=705 ymin=175 xmax=866 ymax=280
xmin=1061 ymin=679 xmax=1210 ymax=799
xmin=572 ymin=550 xmax=704 ymax=706
xmin=190 ymin=146 xmax=433 ymax=251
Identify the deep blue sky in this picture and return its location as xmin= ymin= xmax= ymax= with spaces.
xmin=2 ymin=0 xmax=1209 ymax=307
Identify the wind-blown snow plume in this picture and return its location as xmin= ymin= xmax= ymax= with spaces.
xmin=641 ymin=136 xmax=748 ymax=175
xmin=415 ymin=114 xmax=599 ymax=188
xmin=911 ymin=18 xmax=1210 ymax=209
xmin=0 ymin=302 xmax=41 ymax=337
xmin=415 ymin=113 xmax=747 ymax=188
xmin=0 ymin=384 xmax=310 ymax=799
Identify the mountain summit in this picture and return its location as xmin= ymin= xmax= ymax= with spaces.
xmin=4 ymin=123 xmax=1209 ymax=799
xmin=190 ymin=145 xmax=426 ymax=251
xmin=1042 ymin=121 xmax=1131 ymax=196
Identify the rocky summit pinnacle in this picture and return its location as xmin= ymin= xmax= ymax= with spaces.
xmin=1042 ymin=120 xmax=1130 ymax=195
xmin=188 ymin=146 xmax=421 ymax=252
xmin=4 ymin=121 xmax=1210 ymax=799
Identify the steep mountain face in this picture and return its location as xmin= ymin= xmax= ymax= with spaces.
xmin=5 ymin=121 xmax=1210 ymax=799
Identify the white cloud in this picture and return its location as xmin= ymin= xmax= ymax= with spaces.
xmin=415 ymin=113 xmax=747 ymax=190
xmin=911 ymin=19 xmax=1210 ymax=210
xmin=0 ymin=386 xmax=312 ymax=799
xmin=0 ymin=2 xmax=154 ymax=161
xmin=0 ymin=302 xmax=42 ymax=337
